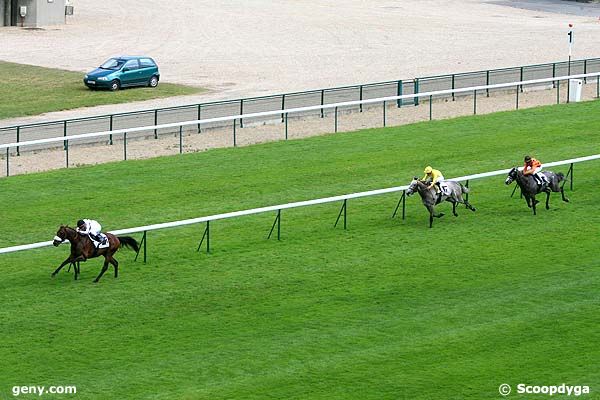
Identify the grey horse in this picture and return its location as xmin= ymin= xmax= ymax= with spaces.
xmin=504 ymin=167 xmax=569 ymax=215
xmin=406 ymin=178 xmax=476 ymax=228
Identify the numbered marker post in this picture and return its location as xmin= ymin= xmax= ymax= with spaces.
xmin=567 ymin=23 xmax=574 ymax=102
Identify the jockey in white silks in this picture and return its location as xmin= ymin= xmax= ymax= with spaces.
xmin=76 ymin=219 xmax=107 ymax=245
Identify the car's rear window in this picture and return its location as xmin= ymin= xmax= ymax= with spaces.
xmin=100 ymin=58 xmax=125 ymax=70
xmin=139 ymin=58 xmax=156 ymax=68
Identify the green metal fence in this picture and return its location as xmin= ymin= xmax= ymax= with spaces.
xmin=1 ymin=58 xmax=599 ymax=153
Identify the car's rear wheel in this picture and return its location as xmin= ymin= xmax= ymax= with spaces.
xmin=110 ymin=80 xmax=120 ymax=91
xmin=148 ymin=75 xmax=159 ymax=88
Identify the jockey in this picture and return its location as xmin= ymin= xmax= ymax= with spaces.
xmin=76 ymin=219 xmax=107 ymax=245
xmin=422 ymin=166 xmax=445 ymax=194
xmin=523 ymin=155 xmax=548 ymax=186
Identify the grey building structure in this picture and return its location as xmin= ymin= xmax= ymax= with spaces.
xmin=2 ymin=0 xmax=67 ymax=27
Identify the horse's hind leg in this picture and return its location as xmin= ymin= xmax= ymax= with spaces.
xmin=452 ymin=201 xmax=458 ymax=217
xmin=94 ymin=260 xmax=110 ymax=283
xmin=109 ymin=256 xmax=119 ymax=278
xmin=560 ymin=187 xmax=570 ymax=203
xmin=466 ymin=201 xmax=476 ymax=211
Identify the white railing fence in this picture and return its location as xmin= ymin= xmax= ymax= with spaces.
xmin=2 ymin=72 xmax=599 ymax=176
xmin=1 ymin=154 xmax=598 ymax=258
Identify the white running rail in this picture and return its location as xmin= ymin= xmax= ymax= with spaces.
xmin=1 ymin=154 xmax=598 ymax=255
xmin=1 ymin=72 xmax=599 ymax=152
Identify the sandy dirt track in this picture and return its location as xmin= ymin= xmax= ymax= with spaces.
xmin=1 ymin=0 xmax=600 ymax=128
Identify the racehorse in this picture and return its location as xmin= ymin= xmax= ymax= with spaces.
xmin=504 ymin=167 xmax=569 ymax=215
xmin=52 ymin=225 xmax=139 ymax=282
xmin=406 ymin=178 xmax=476 ymax=228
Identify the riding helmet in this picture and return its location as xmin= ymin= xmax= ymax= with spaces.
xmin=424 ymin=166 xmax=433 ymax=174
xmin=77 ymin=219 xmax=85 ymax=227
xmin=524 ymin=155 xmax=532 ymax=163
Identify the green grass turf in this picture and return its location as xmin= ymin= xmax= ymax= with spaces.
xmin=0 ymin=101 xmax=598 ymax=399
xmin=0 ymin=61 xmax=203 ymax=120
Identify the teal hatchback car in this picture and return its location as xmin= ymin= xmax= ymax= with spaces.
xmin=84 ymin=56 xmax=160 ymax=91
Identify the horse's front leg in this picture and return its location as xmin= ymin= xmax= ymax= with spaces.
xmin=545 ymin=190 xmax=551 ymax=210
xmin=531 ymin=195 xmax=537 ymax=215
xmin=52 ymin=256 xmax=75 ymax=277
xmin=426 ymin=204 xmax=435 ymax=228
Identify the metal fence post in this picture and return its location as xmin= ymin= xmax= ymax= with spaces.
xmin=281 ymin=94 xmax=286 ymax=123
xmin=334 ymin=107 xmax=338 ymax=132
xmin=359 ymin=85 xmax=363 ymax=112
xmin=568 ymin=163 xmax=574 ymax=191
xmin=6 ymin=148 xmax=9 ymax=177
xmin=123 ymin=132 xmax=127 ymax=160
xmin=65 ymin=140 xmax=69 ymax=168
xmin=197 ymin=105 xmax=202 ymax=133
xmin=414 ymin=78 xmax=420 ymax=106
xmin=109 ymin=115 xmax=114 ymax=145
xmin=267 ymin=210 xmax=281 ymax=240
xmin=383 ymin=101 xmax=386 ymax=127
xmin=16 ymin=126 xmax=20 ymax=156
xmin=63 ymin=120 xmax=68 ymax=150
xmin=552 ymin=63 xmax=556 ymax=88
xmin=584 ymin=60 xmax=587 ymax=83
xmin=429 ymin=95 xmax=432 ymax=121
xmin=179 ymin=125 xmax=183 ymax=154
xmin=320 ymin=90 xmax=325 ymax=118
xmin=516 ymin=85 xmax=519 ymax=110
xmin=135 ymin=231 xmax=147 ymax=263
xmin=334 ymin=199 xmax=347 ymax=230
xmin=397 ymin=80 xmax=403 ymax=108
xmin=154 ymin=110 xmax=158 ymax=139
xmin=486 ymin=70 xmax=490 ymax=97
xmin=233 ymin=119 xmax=237 ymax=147
xmin=284 ymin=113 xmax=288 ymax=140
xmin=451 ymin=74 xmax=455 ymax=101
xmin=473 ymin=90 xmax=477 ymax=115
xmin=197 ymin=221 xmax=210 ymax=253
xmin=239 ymin=99 xmax=244 ymax=128
xmin=519 ymin=66 xmax=524 ymax=92
xmin=557 ymin=80 xmax=560 ymax=104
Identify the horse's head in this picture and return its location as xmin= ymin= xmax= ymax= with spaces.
xmin=505 ymin=167 xmax=518 ymax=185
xmin=406 ymin=177 xmax=420 ymax=196
xmin=53 ymin=225 xmax=69 ymax=247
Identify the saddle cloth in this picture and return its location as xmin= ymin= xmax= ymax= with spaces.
xmin=91 ymin=233 xmax=110 ymax=249
xmin=439 ymin=182 xmax=451 ymax=196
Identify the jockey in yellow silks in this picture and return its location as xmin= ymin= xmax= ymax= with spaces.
xmin=422 ymin=166 xmax=445 ymax=194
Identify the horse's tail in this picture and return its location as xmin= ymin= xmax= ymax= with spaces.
xmin=556 ymin=172 xmax=565 ymax=182
xmin=118 ymin=236 xmax=140 ymax=253
xmin=460 ymin=183 xmax=470 ymax=194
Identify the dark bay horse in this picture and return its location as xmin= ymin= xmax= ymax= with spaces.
xmin=504 ymin=167 xmax=569 ymax=215
xmin=52 ymin=226 xmax=139 ymax=282
xmin=406 ymin=178 xmax=476 ymax=228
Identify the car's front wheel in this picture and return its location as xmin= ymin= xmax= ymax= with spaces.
xmin=148 ymin=75 xmax=159 ymax=88
xmin=110 ymin=80 xmax=120 ymax=91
